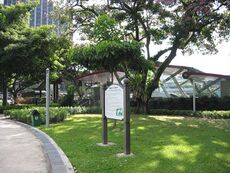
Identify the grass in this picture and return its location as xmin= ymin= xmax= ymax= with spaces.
xmin=41 ymin=114 xmax=230 ymax=173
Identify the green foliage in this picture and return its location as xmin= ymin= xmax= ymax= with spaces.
xmin=0 ymin=3 xmax=73 ymax=105
xmin=72 ymin=40 xmax=142 ymax=72
xmin=0 ymin=103 xmax=61 ymax=113
xmin=0 ymin=105 xmax=32 ymax=114
xmin=149 ymin=109 xmax=230 ymax=119
xmin=59 ymin=84 xmax=76 ymax=106
xmin=65 ymin=1 xmax=230 ymax=113
xmin=1 ymin=25 xmax=57 ymax=77
xmin=148 ymin=96 xmax=230 ymax=111
xmin=0 ymin=3 xmax=34 ymax=31
xmin=93 ymin=14 xmax=120 ymax=42
xmin=4 ymin=107 xmax=68 ymax=124
xmin=67 ymin=84 xmax=76 ymax=95
xmin=49 ymin=36 xmax=73 ymax=82
xmin=4 ymin=106 xmax=101 ymax=124
xmin=41 ymin=114 xmax=230 ymax=173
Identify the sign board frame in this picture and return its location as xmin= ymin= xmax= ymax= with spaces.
xmin=105 ymin=84 xmax=124 ymax=120
xmin=100 ymin=79 xmax=132 ymax=155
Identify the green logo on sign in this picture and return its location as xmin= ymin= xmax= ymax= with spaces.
xmin=116 ymin=108 xmax=123 ymax=116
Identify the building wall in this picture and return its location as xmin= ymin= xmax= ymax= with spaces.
xmin=3 ymin=0 xmax=54 ymax=27
xmin=221 ymin=81 xmax=230 ymax=97
xmin=30 ymin=0 xmax=54 ymax=27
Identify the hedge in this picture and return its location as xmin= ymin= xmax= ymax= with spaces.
xmin=0 ymin=105 xmax=33 ymax=114
xmin=3 ymin=105 xmax=229 ymax=126
xmin=4 ymin=106 xmax=101 ymax=125
xmin=148 ymin=96 xmax=230 ymax=110
xmin=149 ymin=109 xmax=230 ymax=119
xmin=0 ymin=103 xmax=60 ymax=114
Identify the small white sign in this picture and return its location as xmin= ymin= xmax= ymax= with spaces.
xmin=105 ymin=84 xmax=124 ymax=120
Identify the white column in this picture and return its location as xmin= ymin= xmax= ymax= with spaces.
xmin=40 ymin=0 xmax=43 ymax=26
xmin=193 ymin=80 xmax=196 ymax=112
xmin=46 ymin=68 xmax=50 ymax=128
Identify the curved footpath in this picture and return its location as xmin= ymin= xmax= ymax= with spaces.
xmin=0 ymin=114 xmax=75 ymax=173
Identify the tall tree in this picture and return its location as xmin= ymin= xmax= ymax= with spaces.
xmin=0 ymin=3 xmax=69 ymax=105
xmin=58 ymin=0 xmax=230 ymax=112
xmin=0 ymin=3 xmax=33 ymax=105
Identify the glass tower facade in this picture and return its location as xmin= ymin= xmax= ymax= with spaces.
xmin=3 ymin=0 xmax=54 ymax=27
xmin=29 ymin=0 xmax=54 ymax=27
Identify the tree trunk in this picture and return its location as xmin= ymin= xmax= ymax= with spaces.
xmin=39 ymin=90 xmax=42 ymax=98
xmin=53 ymin=83 xmax=59 ymax=103
xmin=141 ymin=98 xmax=150 ymax=115
xmin=13 ymin=93 xmax=17 ymax=105
xmin=143 ymin=103 xmax=148 ymax=114
xmin=146 ymin=35 xmax=151 ymax=59
xmin=112 ymin=120 xmax=117 ymax=129
xmin=2 ymin=74 xmax=8 ymax=106
xmin=134 ymin=98 xmax=150 ymax=114
xmin=134 ymin=98 xmax=141 ymax=114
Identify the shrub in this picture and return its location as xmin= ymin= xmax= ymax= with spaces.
xmin=148 ymin=96 xmax=230 ymax=111
xmin=3 ymin=107 xmax=68 ymax=124
xmin=59 ymin=85 xmax=76 ymax=106
xmin=3 ymin=106 xmax=102 ymax=125
xmin=0 ymin=103 xmax=60 ymax=114
xmin=149 ymin=109 xmax=230 ymax=119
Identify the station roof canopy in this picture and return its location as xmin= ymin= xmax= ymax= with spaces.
xmin=75 ymin=65 xmax=230 ymax=84
xmin=182 ymin=71 xmax=230 ymax=82
xmin=76 ymin=70 xmax=125 ymax=84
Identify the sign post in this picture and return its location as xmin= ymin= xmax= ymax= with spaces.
xmin=101 ymin=84 xmax=107 ymax=145
xmin=97 ymin=84 xmax=115 ymax=146
xmin=99 ymin=79 xmax=132 ymax=156
xmin=192 ymin=80 xmax=196 ymax=112
xmin=123 ymin=78 xmax=131 ymax=155
xmin=46 ymin=68 xmax=50 ymax=128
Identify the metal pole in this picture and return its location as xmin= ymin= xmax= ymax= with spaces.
xmin=46 ymin=68 xmax=50 ymax=128
xmin=101 ymin=84 xmax=107 ymax=144
xmin=2 ymin=73 xmax=8 ymax=106
xmin=123 ymin=78 xmax=130 ymax=155
xmin=193 ymin=80 xmax=196 ymax=112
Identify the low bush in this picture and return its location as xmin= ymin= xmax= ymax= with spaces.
xmin=0 ymin=103 xmax=60 ymax=113
xmin=149 ymin=109 xmax=230 ymax=119
xmin=4 ymin=107 xmax=68 ymax=124
xmin=59 ymin=85 xmax=76 ymax=106
xmin=3 ymin=106 xmax=102 ymax=125
xmin=148 ymin=96 xmax=230 ymax=110
xmin=0 ymin=105 xmax=33 ymax=114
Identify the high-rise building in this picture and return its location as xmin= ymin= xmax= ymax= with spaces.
xmin=3 ymin=0 xmax=54 ymax=27
xmin=29 ymin=0 xmax=54 ymax=27
xmin=4 ymin=0 xmax=19 ymax=5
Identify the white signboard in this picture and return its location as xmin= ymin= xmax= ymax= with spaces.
xmin=105 ymin=84 xmax=124 ymax=120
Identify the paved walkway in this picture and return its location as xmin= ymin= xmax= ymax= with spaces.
xmin=0 ymin=114 xmax=51 ymax=173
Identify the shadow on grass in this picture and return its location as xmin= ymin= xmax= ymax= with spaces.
xmin=42 ymin=114 xmax=230 ymax=173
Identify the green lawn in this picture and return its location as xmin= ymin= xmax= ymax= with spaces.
xmin=41 ymin=114 xmax=230 ymax=173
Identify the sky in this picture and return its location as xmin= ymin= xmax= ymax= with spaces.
xmin=170 ymin=41 xmax=230 ymax=75
xmin=147 ymin=40 xmax=230 ymax=75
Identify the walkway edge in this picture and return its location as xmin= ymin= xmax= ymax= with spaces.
xmin=14 ymin=121 xmax=75 ymax=173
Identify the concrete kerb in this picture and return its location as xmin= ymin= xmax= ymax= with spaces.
xmin=13 ymin=120 xmax=75 ymax=173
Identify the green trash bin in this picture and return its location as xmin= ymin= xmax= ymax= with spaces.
xmin=31 ymin=110 xmax=41 ymax=127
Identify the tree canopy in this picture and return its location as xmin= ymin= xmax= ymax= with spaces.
xmin=0 ymin=3 xmax=71 ymax=105
xmin=60 ymin=0 xmax=230 ymax=112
